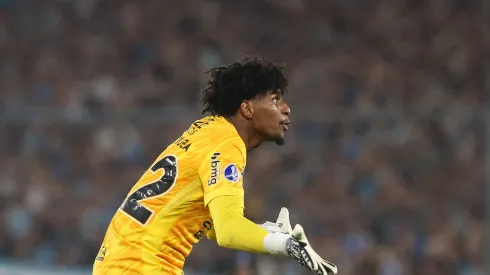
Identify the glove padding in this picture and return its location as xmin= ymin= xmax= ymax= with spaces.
xmin=259 ymin=207 xmax=293 ymax=234
xmin=262 ymin=207 xmax=338 ymax=275
xmin=286 ymin=224 xmax=338 ymax=275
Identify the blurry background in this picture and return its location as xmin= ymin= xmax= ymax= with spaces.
xmin=0 ymin=0 xmax=488 ymax=275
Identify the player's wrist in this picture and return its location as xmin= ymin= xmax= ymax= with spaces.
xmin=263 ymin=232 xmax=290 ymax=256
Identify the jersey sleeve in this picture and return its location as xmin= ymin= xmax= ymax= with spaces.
xmin=198 ymin=140 xmax=246 ymax=207
xmin=207 ymin=195 xmax=267 ymax=253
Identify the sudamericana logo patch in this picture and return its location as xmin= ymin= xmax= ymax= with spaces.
xmin=223 ymin=164 xmax=240 ymax=183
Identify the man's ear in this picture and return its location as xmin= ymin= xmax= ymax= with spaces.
xmin=239 ymin=100 xmax=254 ymax=120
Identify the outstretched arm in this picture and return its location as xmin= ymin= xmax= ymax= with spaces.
xmin=198 ymin=142 xmax=337 ymax=274
xmin=199 ymin=142 xmax=288 ymax=254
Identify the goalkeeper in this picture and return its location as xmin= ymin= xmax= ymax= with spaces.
xmin=93 ymin=56 xmax=338 ymax=275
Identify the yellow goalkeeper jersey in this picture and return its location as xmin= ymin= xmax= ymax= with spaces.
xmin=93 ymin=115 xmax=247 ymax=275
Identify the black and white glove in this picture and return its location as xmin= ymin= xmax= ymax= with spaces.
xmin=286 ymin=224 xmax=338 ymax=275
xmin=262 ymin=208 xmax=338 ymax=275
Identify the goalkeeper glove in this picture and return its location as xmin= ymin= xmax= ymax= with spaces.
xmin=259 ymin=207 xmax=293 ymax=234
xmin=287 ymin=224 xmax=338 ymax=275
xmin=262 ymin=207 xmax=338 ymax=275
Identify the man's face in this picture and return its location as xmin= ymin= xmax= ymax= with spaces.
xmin=250 ymin=91 xmax=291 ymax=145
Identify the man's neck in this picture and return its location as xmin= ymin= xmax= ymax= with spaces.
xmin=225 ymin=116 xmax=262 ymax=151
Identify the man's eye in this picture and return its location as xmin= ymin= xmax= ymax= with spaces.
xmin=273 ymin=99 xmax=278 ymax=105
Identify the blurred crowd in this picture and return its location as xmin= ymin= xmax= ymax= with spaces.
xmin=0 ymin=0 xmax=487 ymax=275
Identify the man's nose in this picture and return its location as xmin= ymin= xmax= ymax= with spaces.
xmin=282 ymin=103 xmax=290 ymax=116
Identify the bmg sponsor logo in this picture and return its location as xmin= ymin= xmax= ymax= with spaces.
xmin=208 ymin=152 xmax=220 ymax=185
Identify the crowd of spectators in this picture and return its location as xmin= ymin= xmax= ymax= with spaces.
xmin=0 ymin=0 xmax=487 ymax=274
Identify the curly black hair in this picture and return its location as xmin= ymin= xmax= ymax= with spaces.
xmin=201 ymin=55 xmax=288 ymax=116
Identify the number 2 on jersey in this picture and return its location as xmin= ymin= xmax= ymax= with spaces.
xmin=120 ymin=155 xmax=178 ymax=225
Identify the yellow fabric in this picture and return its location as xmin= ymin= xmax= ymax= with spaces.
xmin=93 ymin=116 xmax=249 ymax=275
xmin=208 ymin=195 xmax=268 ymax=253
xmin=206 ymin=228 xmax=216 ymax=240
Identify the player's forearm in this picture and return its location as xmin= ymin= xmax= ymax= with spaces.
xmin=216 ymin=210 xmax=269 ymax=253
xmin=208 ymin=195 xmax=268 ymax=253
xmin=214 ymin=210 xmax=289 ymax=255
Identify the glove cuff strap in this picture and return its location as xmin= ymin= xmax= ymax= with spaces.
xmin=263 ymin=233 xmax=290 ymax=256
